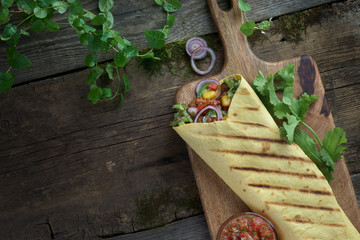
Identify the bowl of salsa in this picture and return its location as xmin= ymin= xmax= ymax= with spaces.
xmin=217 ymin=212 xmax=278 ymax=240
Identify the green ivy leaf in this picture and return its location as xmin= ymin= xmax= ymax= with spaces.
xmin=6 ymin=32 xmax=20 ymax=45
xmin=30 ymin=19 xmax=46 ymax=32
xmin=88 ymin=34 xmax=105 ymax=52
xmin=36 ymin=0 xmax=52 ymax=8
xmin=101 ymin=87 xmax=112 ymax=98
xmin=124 ymin=46 xmax=139 ymax=62
xmin=52 ymin=1 xmax=68 ymax=14
xmin=17 ymin=0 xmax=36 ymax=13
xmin=163 ymin=0 xmax=181 ymax=13
xmin=103 ymin=11 xmax=114 ymax=30
xmin=69 ymin=0 xmax=83 ymax=15
xmin=98 ymin=0 xmax=114 ymax=12
xmin=20 ymin=29 xmax=30 ymax=36
xmin=85 ymin=53 xmax=98 ymax=67
xmin=123 ymin=74 xmax=130 ymax=93
xmin=105 ymin=63 xmax=114 ymax=80
xmin=117 ymin=92 xmax=124 ymax=108
xmin=257 ymin=19 xmax=271 ymax=31
xmin=90 ymin=14 xmax=107 ymax=26
xmin=166 ymin=14 xmax=175 ymax=28
xmin=88 ymin=84 xmax=102 ymax=104
xmin=114 ymin=51 xmax=126 ymax=67
xmin=144 ymin=30 xmax=165 ymax=49
xmin=0 ymin=72 xmax=15 ymax=92
xmin=34 ymin=7 xmax=48 ymax=18
xmin=240 ymin=20 xmax=255 ymax=36
xmin=3 ymin=24 xmax=17 ymax=38
xmin=1 ymin=0 xmax=14 ymax=8
xmin=8 ymin=52 xmax=32 ymax=69
xmin=238 ymin=0 xmax=251 ymax=12
xmin=86 ymin=65 xmax=103 ymax=84
xmin=44 ymin=19 xmax=59 ymax=32
xmin=0 ymin=7 xmax=10 ymax=25
xmin=80 ymin=32 xmax=92 ymax=46
xmin=154 ymin=0 xmax=163 ymax=6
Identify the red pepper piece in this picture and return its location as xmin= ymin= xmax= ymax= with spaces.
xmin=208 ymin=83 xmax=218 ymax=90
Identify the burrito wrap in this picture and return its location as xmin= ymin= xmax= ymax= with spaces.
xmin=174 ymin=75 xmax=360 ymax=239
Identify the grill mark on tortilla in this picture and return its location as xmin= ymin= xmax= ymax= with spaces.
xmin=283 ymin=217 xmax=345 ymax=227
xmin=202 ymin=133 xmax=287 ymax=144
xmin=241 ymin=106 xmax=260 ymax=111
xmin=230 ymin=166 xmax=325 ymax=179
xmin=239 ymin=87 xmax=250 ymax=95
xmin=265 ymin=201 xmax=340 ymax=212
xmin=212 ymin=149 xmax=311 ymax=163
xmin=247 ymin=183 xmax=333 ymax=196
xmin=228 ymin=121 xmax=270 ymax=128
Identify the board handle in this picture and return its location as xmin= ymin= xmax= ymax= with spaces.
xmin=206 ymin=0 xmax=266 ymax=80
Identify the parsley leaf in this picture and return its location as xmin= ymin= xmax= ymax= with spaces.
xmin=171 ymin=104 xmax=193 ymax=126
xmin=322 ymin=127 xmax=347 ymax=162
xmin=252 ymin=64 xmax=347 ymax=182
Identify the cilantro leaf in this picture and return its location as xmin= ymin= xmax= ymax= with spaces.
xmin=294 ymin=129 xmax=333 ymax=181
xmin=171 ymin=104 xmax=193 ymax=126
xmin=322 ymin=127 xmax=347 ymax=162
xmin=252 ymin=64 xmax=347 ymax=182
xmin=288 ymin=93 xmax=318 ymax=120
xmin=280 ymin=114 xmax=300 ymax=143
xmin=274 ymin=64 xmax=294 ymax=105
xmin=253 ymin=71 xmax=267 ymax=96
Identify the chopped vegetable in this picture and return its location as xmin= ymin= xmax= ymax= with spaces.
xmin=221 ymin=95 xmax=231 ymax=107
xmin=194 ymin=105 xmax=223 ymax=123
xmin=187 ymin=106 xmax=198 ymax=117
xmin=203 ymin=90 xmax=217 ymax=99
xmin=190 ymin=46 xmax=216 ymax=75
xmin=171 ymin=104 xmax=193 ymax=126
xmin=224 ymin=76 xmax=241 ymax=98
xmin=185 ymin=37 xmax=208 ymax=60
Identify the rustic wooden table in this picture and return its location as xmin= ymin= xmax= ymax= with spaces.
xmin=0 ymin=0 xmax=359 ymax=239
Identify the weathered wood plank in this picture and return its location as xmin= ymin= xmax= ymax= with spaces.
xmin=107 ymin=214 xmax=210 ymax=240
xmin=0 ymin=1 xmax=359 ymax=239
xmin=0 ymin=0 xmax=338 ymax=85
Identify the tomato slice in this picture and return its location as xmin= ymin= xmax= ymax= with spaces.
xmin=208 ymin=83 xmax=218 ymax=90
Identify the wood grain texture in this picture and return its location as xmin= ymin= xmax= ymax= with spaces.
xmin=175 ymin=0 xmax=360 ymax=239
xmin=108 ymin=214 xmax=210 ymax=240
xmin=0 ymin=0 xmax=338 ymax=85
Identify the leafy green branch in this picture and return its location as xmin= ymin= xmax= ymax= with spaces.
xmin=238 ymin=0 xmax=272 ymax=36
xmin=144 ymin=0 xmax=181 ymax=49
xmin=0 ymin=0 xmax=182 ymax=107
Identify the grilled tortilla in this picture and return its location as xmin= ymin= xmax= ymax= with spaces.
xmin=174 ymin=75 xmax=360 ymax=239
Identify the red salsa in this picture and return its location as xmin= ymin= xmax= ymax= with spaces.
xmin=218 ymin=213 xmax=277 ymax=240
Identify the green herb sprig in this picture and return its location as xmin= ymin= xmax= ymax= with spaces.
xmin=145 ymin=0 xmax=181 ymax=49
xmin=238 ymin=0 xmax=271 ymax=36
xmin=0 ymin=0 xmax=181 ymax=107
xmin=252 ymin=64 xmax=347 ymax=182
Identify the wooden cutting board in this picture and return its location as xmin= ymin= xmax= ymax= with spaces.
xmin=175 ymin=0 xmax=360 ymax=239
